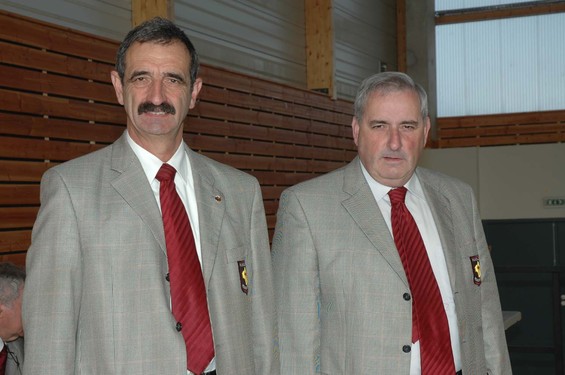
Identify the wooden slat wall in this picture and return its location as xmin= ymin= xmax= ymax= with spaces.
xmin=0 ymin=10 xmax=356 ymax=264
xmin=436 ymin=110 xmax=565 ymax=148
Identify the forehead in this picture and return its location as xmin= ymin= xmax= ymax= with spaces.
xmin=124 ymin=40 xmax=191 ymax=73
xmin=364 ymin=89 xmax=421 ymax=116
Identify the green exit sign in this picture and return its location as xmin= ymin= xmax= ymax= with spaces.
xmin=544 ymin=197 xmax=565 ymax=208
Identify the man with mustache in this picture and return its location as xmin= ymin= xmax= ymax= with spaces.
xmin=24 ymin=17 xmax=278 ymax=375
xmin=272 ymin=72 xmax=511 ymax=374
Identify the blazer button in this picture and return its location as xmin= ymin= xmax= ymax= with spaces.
xmin=402 ymin=345 xmax=411 ymax=353
xmin=166 ymin=273 xmax=170 ymax=282
xmin=403 ymin=293 xmax=411 ymax=301
xmin=176 ymin=322 xmax=182 ymax=331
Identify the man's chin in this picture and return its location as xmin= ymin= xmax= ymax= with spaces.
xmin=134 ymin=121 xmax=178 ymax=135
xmin=376 ymin=170 xmax=413 ymax=187
xmin=138 ymin=117 xmax=175 ymax=127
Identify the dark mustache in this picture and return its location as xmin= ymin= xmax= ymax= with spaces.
xmin=137 ymin=102 xmax=176 ymax=115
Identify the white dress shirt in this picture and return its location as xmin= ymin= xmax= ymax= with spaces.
xmin=360 ymin=163 xmax=462 ymax=374
xmin=126 ymin=131 xmax=215 ymax=374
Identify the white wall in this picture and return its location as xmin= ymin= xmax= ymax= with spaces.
xmin=420 ymin=143 xmax=565 ymax=220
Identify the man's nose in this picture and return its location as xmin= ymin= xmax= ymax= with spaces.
xmin=148 ymin=81 xmax=165 ymax=104
xmin=387 ymin=127 xmax=401 ymax=150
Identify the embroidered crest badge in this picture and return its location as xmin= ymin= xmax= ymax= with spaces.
xmin=470 ymin=255 xmax=481 ymax=286
xmin=238 ymin=260 xmax=248 ymax=295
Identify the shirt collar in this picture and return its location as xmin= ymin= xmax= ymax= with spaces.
xmin=359 ymin=162 xmax=424 ymax=201
xmin=125 ymin=130 xmax=189 ymax=184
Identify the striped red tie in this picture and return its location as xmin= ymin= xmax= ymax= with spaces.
xmin=156 ymin=163 xmax=214 ymax=374
xmin=389 ymin=187 xmax=455 ymax=374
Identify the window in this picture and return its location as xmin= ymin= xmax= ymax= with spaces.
xmin=435 ymin=1 xmax=565 ymax=117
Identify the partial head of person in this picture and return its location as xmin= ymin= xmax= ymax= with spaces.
xmin=110 ymin=17 xmax=202 ymax=159
xmin=352 ymin=71 xmax=431 ymax=188
xmin=0 ymin=263 xmax=25 ymax=342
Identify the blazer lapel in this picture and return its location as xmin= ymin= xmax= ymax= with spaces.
xmin=187 ymin=147 xmax=225 ymax=285
xmin=110 ymin=133 xmax=166 ymax=253
xmin=6 ymin=338 xmax=23 ymax=374
xmin=341 ymin=158 xmax=409 ymax=286
xmin=416 ymin=168 xmax=458 ymax=293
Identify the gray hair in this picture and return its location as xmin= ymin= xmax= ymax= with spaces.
xmin=0 ymin=263 xmax=25 ymax=308
xmin=353 ymin=72 xmax=428 ymax=121
xmin=115 ymin=17 xmax=199 ymax=89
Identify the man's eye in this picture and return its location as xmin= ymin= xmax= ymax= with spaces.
xmin=166 ymin=77 xmax=183 ymax=84
xmin=129 ymin=76 xmax=151 ymax=86
xmin=130 ymin=76 xmax=149 ymax=84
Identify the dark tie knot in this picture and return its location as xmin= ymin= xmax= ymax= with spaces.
xmin=156 ymin=163 xmax=177 ymax=182
xmin=388 ymin=186 xmax=408 ymax=205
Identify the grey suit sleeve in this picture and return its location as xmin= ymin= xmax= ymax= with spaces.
xmin=23 ymin=169 xmax=81 ymax=375
xmin=471 ymin=193 xmax=512 ymax=374
xmin=248 ymin=180 xmax=280 ymax=374
xmin=272 ymin=189 xmax=321 ymax=374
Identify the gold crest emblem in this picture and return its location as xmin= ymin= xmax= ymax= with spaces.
xmin=238 ymin=260 xmax=248 ymax=294
xmin=470 ymin=255 xmax=481 ymax=286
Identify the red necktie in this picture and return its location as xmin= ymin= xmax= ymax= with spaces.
xmin=389 ymin=187 xmax=455 ymax=374
xmin=0 ymin=345 xmax=7 ymax=375
xmin=156 ymin=163 xmax=214 ymax=374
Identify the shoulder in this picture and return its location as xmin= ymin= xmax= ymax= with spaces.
xmin=189 ymin=150 xmax=259 ymax=187
xmin=48 ymin=132 xmax=133 ymax=178
xmin=416 ymin=167 xmax=476 ymax=203
xmin=285 ymin=163 xmax=348 ymax=196
xmin=417 ymin=167 xmax=472 ymax=191
xmin=276 ymin=163 xmax=352 ymax=213
xmin=45 ymin=143 xmax=114 ymax=179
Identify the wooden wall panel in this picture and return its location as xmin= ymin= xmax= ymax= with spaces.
xmin=0 ymin=41 xmax=113 ymax=83
xmin=0 ymin=12 xmax=117 ymax=63
xmin=0 ymin=10 xmax=356 ymax=261
xmin=437 ymin=110 xmax=565 ymax=148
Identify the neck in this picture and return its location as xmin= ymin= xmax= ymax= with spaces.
xmin=127 ymin=129 xmax=183 ymax=162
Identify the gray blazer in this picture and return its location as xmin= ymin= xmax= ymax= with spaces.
xmin=23 ymin=132 xmax=279 ymax=374
xmin=6 ymin=338 xmax=23 ymax=375
xmin=272 ymin=157 xmax=511 ymax=374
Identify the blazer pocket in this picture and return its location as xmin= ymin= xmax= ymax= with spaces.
xmin=225 ymin=244 xmax=250 ymax=295
xmin=225 ymin=244 xmax=246 ymax=263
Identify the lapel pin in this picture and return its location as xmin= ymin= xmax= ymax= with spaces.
xmin=214 ymin=195 xmax=222 ymax=202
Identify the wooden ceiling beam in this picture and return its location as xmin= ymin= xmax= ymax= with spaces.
xmin=436 ymin=1 xmax=565 ymax=25
xmin=305 ymin=0 xmax=335 ymax=98
xmin=131 ymin=0 xmax=173 ymax=27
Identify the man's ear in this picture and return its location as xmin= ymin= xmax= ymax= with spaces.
xmin=189 ymin=78 xmax=203 ymax=109
xmin=110 ymin=70 xmax=125 ymax=106
xmin=352 ymin=117 xmax=360 ymax=147
xmin=423 ymin=116 xmax=431 ymax=146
